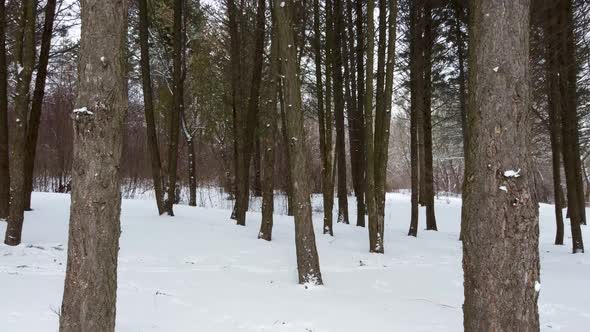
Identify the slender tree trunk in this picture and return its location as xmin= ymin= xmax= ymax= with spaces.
xmin=543 ymin=3 xmax=565 ymax=245
xmin=165 ymin=0 xmax=184 ymax=216
xmin=345 ymin=0 xmax=365 ymax=228
xmin=462 ymin=1 xmax=540 ymax=330
xmin=5 ymin=0 xmax=35 ymax=246
xmin=23 ymin=0 xmax=57 ymax=211
xmin=354 ymin=0 xmax=367 ymax=225
xmin=422 ymin=3 xmax=437 ymax=231
xmin=279 ymin=80 xmax=294 ymax=216
xmin=313 ymin=0 xmax=334 ymax=235
xmin=188 ymin=138 xmax=196 ymax=206
xmin=365 ymin=0 xmax=380 ymax=251
xmin=274 ymin=0 xmax=323 ymax=285
xmin=332 ymin=0 xmax=349 ymax=224
xmin=138 ymin=0 xmax=165 ymax=215
xmin=0 ymin=0 xmax=9 ymax=219
xmin=59 ymin=0 xmax=129 ymax=330
xmin=408 ymin=0 xmax=422 ymax=237
xmin=253 ymin=136 xmax=263 ymax=197
xmin=259 ymin=9 xmax=279 ymax=241
xmin=555 ymin=0 xmax=584 ymax=250
xmin=370 ymin=0 xmax=396 ymax=253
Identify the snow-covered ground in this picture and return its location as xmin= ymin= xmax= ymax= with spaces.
xmin=1 ymin=192 xmax=589 ymax=331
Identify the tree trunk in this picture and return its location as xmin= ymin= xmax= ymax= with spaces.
xmin=365 ymin=0 xmax=379 ymax=250
xmin=313 ymin=0 xmax=334 ymax=235
xmin=555 ymin=0 xmax=584 ymax=249
xmin=354 ymin=0 xmax=367 ymax=226
xmin=345 ymin=0 xmax=365 ymax=228
xmin=23 ymin=0 xmax=57 ymax=211
xmin=332 ymin=0 xmax=349 ymax=224
xmin=165 ymin=0 xmax=183 ymax=216
xmin=188 ymin=138 xmax=197 ymax=206
xmin=274 ymin=0 xmax=323 ymax=285
xmin=0 ymin=0 xmax=9 ymax=219
xmin=462 ymin=1 xmax=540 ymax=330
xmin=408 ymin=0 xmax=422 ymax=237
xmin=279 ymin=80 xmax=294 ymax=216
xmin=4 ymin=0 xmax=36 ymax=246
xmin=422 ymin=2 xmax=437 ymax=231
xmin=59 ymin=0 xmax=129 ymax=330
xmin=138 ymin=0 xmax=165 ymax=215
xmin=259 ymin=10 xmax=279 ymax=241
xmin=370 ymin=0 xmax=396 ymax=253
xmin=253 ymin=136 xmax=263 ymax=197
xmin=543 ymin=2 xmax=565 ymax=245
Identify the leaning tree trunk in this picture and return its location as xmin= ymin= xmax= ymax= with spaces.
xmin=462 ymin=0 xmax=540 ymax=331
xmin=274 ymin=0 xmax=323 ymax=285
xmin=0 ymin=0 xmax=9 ymax=219
xmin=331 ymin=0 xmax=350 ymax=225
xmin=59 ymin=0 xmax=129 ymax=330
xmin=259 ymin=10 xmax=279 ymax=241
xmin=23 ymin=0 xmax=57 ymax=211
xmin=138 ymin=0 xmax=165 ymax=215
xmin=4 ymin=0 xmax=35 ymax=246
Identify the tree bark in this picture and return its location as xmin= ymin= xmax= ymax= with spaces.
xmin=23 ymin=0 xmax=57 ymax=211
xmin=188 ymin=138 xmax=197 ymax=206
xmin=422 ymin=2 xmax=437 ymax=231
xmin=259 ymin=9 xmax=279 ymax=241
xmin=0 ymin=0 xmax=9 ymax=219
xmin=313 ymin=0 xmax=334 ymax=235
xmin=4 ymin=0 xmax=36 ymax=246
xmin=330 ymin=0 xmax=350 ymax=224
xmin=365 ymin=0 xmax=379 ymax=250
xmin=138 ymin=0 xmax=165 ymax=215
xmin=165 ymin=0 xmax=184 ymax=216
xmin=59 ymin=0 xmax=129 ymax=330
xmin=408 ymin=0 xmax=423 ymax=237
xmin=274 ymin=0 xmax=323 ymax=285
xmin=354 ymin=0 xmax=366 ymax=226
xmin=462 ymin=0 xmax=540 ymax=330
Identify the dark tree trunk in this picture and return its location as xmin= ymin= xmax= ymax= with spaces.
xmin=138 ymin=0 xmax=165 ymax=215
xmin=365 ymin=0 xmax=379 ymax=250
xmin=313 ymin=0 xmax=334 ymax=235
xmin=0 ymin=0 xmax=8 ymax=219
xmin=462 ymin=0 xmax=540 ymax=330
xmin=165 ymin=0 xmax=184 ymax=216
xmin=354 ymin=0 xmax=367 ymax=226
xmin=274 ymin=0 xmax=323 ymax=285
xmin=188 ymin=138 xmax=197 ymax=206
xmin=259 ymin=9 xmax=279 ymax=241
xmin=59 ymin=0 xmax=129 ymax=330
xmin=370 ymin=0 xmax=396 ymax=253
xmin=279 ymin=80 xmax=294 ymax=216
xmin=543 ymin=1 xmax=565 ymax=245
xmin=345 ymin=0 xmax=365 ymax=228
xmin=23 ymin=0 xmax=57 ymax=211
xmin=553 ymin=0 xmax=584 ymax=250
xmin=5 ymin=0 xmax=36 ymax=246
xmin=234 ymin=0 xmax=266 ymax=225
xmin=332 ymin=0 xmax=349 ymax=224
xmin=253 ymin=136 xmax=263 ymax=197
xmin=408 ymin=0 xmax=421 ymax=237
xmin=422 ymin=3 xmax=437 ymax=231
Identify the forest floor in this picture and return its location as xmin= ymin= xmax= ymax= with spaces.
xmin=1 ymin=192 xmax=589 ymax=331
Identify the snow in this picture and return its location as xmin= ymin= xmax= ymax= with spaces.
xmin=280 ymin=2 xmax=285 ymax=8
xmin=504 ymin=169 xmax=521 ymax=178
xmin=499 ymin=185 xmax=508 ymax=192
xmin=73 ymin=107 xmax=93 ymax=115
xmin=0 ymin=192 xmax=589 ymax=331
xmin=493 ymin=66 xmax=499 ymax=72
